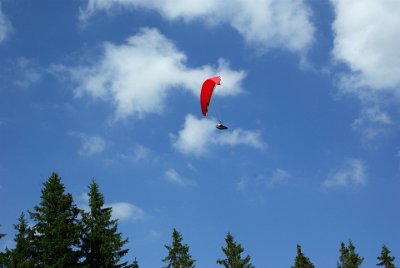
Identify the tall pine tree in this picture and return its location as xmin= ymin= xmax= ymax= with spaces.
xmin=377 ymin=245 xmax=396 ymax=268
xmin=6 ymin=213 xmax=36 ymax=267
xmin=162 ymin=228 xmax=195 ymax=268
xmin=337 ymin=240 xmax=364 ymax=268
xmin=81 ymin=179 xmax=130 ymax=268
xmin=29 ymin=172 xmax=81 ymax=267
xmin=216 ymin=232 xmax=255 ymax=268
xmin=292 ymin=244 xmax=315 ymax=268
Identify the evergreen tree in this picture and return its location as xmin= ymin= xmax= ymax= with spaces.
xmin=29 ymin=172 xmax=81 ymax=267
xmin=0 ymin=249 xmax=8 ymax=267
xmin=132 ymin=257 xmax=139 ymax=268
xmin=0 ymin=225 xmax=7 ymax=267
xmin=7 ymin=213 xmax=36 ymax=267
xmin=81 ymin=179 xmax=130 ymax=268
xmin=216 ymin=232 xmax=255 ymax=268
xmin=292 ymin=244 xmax=315 ymax=268
xmin=377 ymin=245 xmax=396 ymax=268
xmin=337 ymin=240 xmax=364 ymax=268
xmin=162 ymin=228 xmax=195 ymax=268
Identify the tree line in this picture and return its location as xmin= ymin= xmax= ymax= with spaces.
xmin=0 ymin=172 xmax=397 ymax=267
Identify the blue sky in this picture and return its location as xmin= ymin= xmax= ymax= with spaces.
xmin=1 ymin=0 xmax=399 ymax=267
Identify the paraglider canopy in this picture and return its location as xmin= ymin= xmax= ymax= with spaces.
xmin=200 ymin=76 xmax=223 ymax=116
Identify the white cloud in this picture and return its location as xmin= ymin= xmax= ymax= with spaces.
xmin=69 ymin=131 xmax=107 ymax=156
xmin=164 ymin=168 xmax=196 ymax=187
xmin=57 ymin=28 xmax=245 ymax=120
xmin=0 ymin=3 xmax=12 ymax=44
xmin=77 ymin=194 xmax=145 ymax=222
xmin=171 ymin=114 xmax=265 ymax=157
xmin=237 ymin=168 xmax=291 ymax=192
xmin=352 ymin=105 xmax=393 ymax=141
xmin=109 ymin=202 xmax=145 ymax=221
xmin=13 ymin=58 xmax=42 ymax=88
xmin=80 ymin=0 xmax=314 ymax=54
xmin=118 ymin=144 xmax=151 ymax=162
xmin=78 ymin=192 xmax=89 ymax=203
xmin=323 ymin=158 xmax=366 ymax=189
xmin=331 ymin=0 xmax=400 ymax=91
xmin=269 ymin=168 xmax=291 ymax=186
xmin=331 ymin=0 xmax=400 ymax=140
xmin=76 ymin=193 xmax=90 ymax=212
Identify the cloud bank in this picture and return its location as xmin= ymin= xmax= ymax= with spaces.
xmin=80 ymin=0 xmax=315 ymax=54
xmin=171 ymin=114 xmax=265 ymax=157
xmin=58 ymin=28 xmax=245 ymax=120
xmin=331 ymin=0 xmax=400 ymax=140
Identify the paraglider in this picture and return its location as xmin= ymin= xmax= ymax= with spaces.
xmin=200 ymin=76 xmax=228 ymax=130
xmin=216 ymin=121 xmax=228 ymax=130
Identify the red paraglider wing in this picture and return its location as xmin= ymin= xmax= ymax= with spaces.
xmin=200 ymin=76 xmax=222 ymax=116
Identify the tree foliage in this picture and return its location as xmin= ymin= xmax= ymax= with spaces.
xmin=377 ymin=245 xmax=396 ymax=268
xmin=5 ymin=212 xmax=36 ymax=267
xmin=81 ymin=179 xmax=130 ymax=268
xmin=337 ymin=240 xmax=364 ymax=268
xmin=2 ymin=172 xmax=399 ymax=267
xmin=292 ymin=244 xmax=315 ymax=268
xmin=132 ymin=257 xmax=139 ymax=268
xmin=0 ymin=225 xmax=7 ymax=267
xmin=162 ymin=228 xmax=195 ymax=268
xmin=216 ymin=232 xmax=254 ymax=268
xmin=29 ymin=172 xmax=82 ymax=267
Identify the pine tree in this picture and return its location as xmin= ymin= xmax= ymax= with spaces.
xmin=292 ymin=244 xmax=315 ymax=268
xmin=377 ymin=245 xmax=396 ymax=268
xmin=29 ymin=172 xmax=81 ymax=267
xmin=0 ymin=225 xmax=8 ymax=267
xmin=7 ymin=213 xmax=36 ymax=267
xmin=132 ymin=257 xmax=139 ymax=268
xmin=216 ymin=232 xmax=255 ymax=268
xmin=81 ymin=179 xmax=130 ymax=268
xmin=162 ymin=228 xmax=195 ymax=268
xmin=337 ymin=240 xmax=364 ymax=268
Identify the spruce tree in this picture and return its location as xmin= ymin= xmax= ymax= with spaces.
xmin=216 ymin=232 xmax=255 ymax=268
xmin=0 ymin=249 xmax=8 ymax=267
xmin=337 ymin=240 xmax=364 ymax=268
xmin=29 ymin=172 xmax=81 ymax=267
xmin=7 ymin=213 xmax=36 ymax=267
xmin=132 ymin=257 xmax=139 ymax=268
xmin=162 ymin=228 xmax=195 ymax=268
xmin=377 ymin=245 xmax=396 ymax=268
xmin=81 ymin=179 xmax=130 ymax=268
xmin=292 ymin=244 xmax=315 ymax=268
xmin=0 ymin=225 xmax=8 ymax=266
